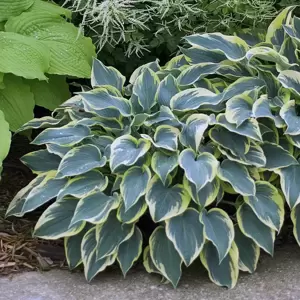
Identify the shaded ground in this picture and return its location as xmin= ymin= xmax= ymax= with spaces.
xmin=1 ymin=244 xmax=300 ymax=300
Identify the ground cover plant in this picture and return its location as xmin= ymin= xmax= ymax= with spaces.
xmin=6 ymin=6 xmax=300 ymax=288
xmin=60 ymin=0 xmax=298 ymax=74
xmin=0 ymin=0 xmax=95 ymax=174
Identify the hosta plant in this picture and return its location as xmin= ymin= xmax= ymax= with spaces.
xmin=0 ymin=0 xmax=95 ymax=174
xmin=7 ymin=6 xmax=300 ymax=288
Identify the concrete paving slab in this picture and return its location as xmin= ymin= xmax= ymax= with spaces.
xmin=1 ymin=244 xmax=300 ymax=300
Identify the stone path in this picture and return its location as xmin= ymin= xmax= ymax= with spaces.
xmin=1 ymin=244 xmax=300 ymax=300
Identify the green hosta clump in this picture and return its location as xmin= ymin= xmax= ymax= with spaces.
xmin=0 ymin=0 xmax=95 ymax=174
xmin=7 ymin=6 xmax=300 ymax=288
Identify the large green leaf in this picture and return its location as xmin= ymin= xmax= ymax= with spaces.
xmin=96 ymin=213 xmax=134 ymax=260
xmin=0 ymin=31 xmax=49 ymax=80
xmin=234 ymin=225 xmax=260 ymax=273
xmin=200 ymin=241 xmax=239 ymax=289
xmin=57 ymin=144 xmax=106 ymax=178
xmin=185 ymin=33 xmax=249 ymax=61
xmin=117 ymin=226 xmax=143 ymax=276
xmin=0 ymin=110 xmax=11 ymax=173
xmin=179 ymin=149 xmax=219 ymax=191
xmin=0 ymin=0 xmax=34 ymax=21
xmin=27 ymin=75 xmax=70 ymax=110
xmin=237 ymin=204 xmax=275 ymax=255
xmin=110 ymin=135 xmax=151 ymax=172
xmin=120 ymin=166 xmax=151 ymax=211
xmin=28 ymin=0 xmax=72 ymax=18
xmin=0 ymin=74 xmax=35 ymax=131
xmin=244 ymin=181 xmax=284 ymax=231
xmin=149 ymin=226 xmax=182 ymax=287
xmin=32 ymin=125 xmax=91 ymax=146
xmin=200 ymin=208 xmax=234 ymax=263
xmin=276 ymin=165 xmax=300 ymax=208
xmin=166 ymin=208 xmax=204 ymax=266
xmin=34 ymin=197 xmax=85 ymax=239
xmin=70 ymin=192 xmax=120 ymax=225
xmin=146 ymin=175 xmax=190 ymax=222
xmin=6 ymin=11 xmax=95 ymax=78
xmin=218 ymin=160 xmax=255 ymax=196
xmin=179 ymin=114 xmax=209 ymax=152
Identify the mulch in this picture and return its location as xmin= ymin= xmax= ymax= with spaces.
xmin=0 ymin=136 xmax=66 ymax=276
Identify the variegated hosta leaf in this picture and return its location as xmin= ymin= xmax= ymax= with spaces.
xmin=261 ymin=142 xmax=298 ymax=170
xmin=200 ymin=241 xmax=239 ymax=289
xmin=47 ymin=144 xmax=72 ymax=158
xmin=200 ymin=208 xmax=234 ymax=263
xmin=252 ymin=96 xmax=285 ymax=128
xmin=225 ymin=91 xmax=255 ymax=126
xmin=15 ymin=116 xmax=65 ymax=133
xmin=34 ymin=197 xmax=85 ymax=240
xmin=110 ymin=135 xmax=151 ymax=172
xmin=81 ymin=227 xmax=117 ymax=282
xmin=21 ymin=150 xmax=61 ymax=174
xmin=179 ymin=149 xmax=219 ymax=191
xmin=117 ymin=197 xmax=147 ymax=224
xmin=21 ymin=173 xmax=67 ymax=214
xmin=279 ymin=70 xmax=300 ymax=98
xmin=151 ymin=151 xmax=178 ymax=185
xmin=234 ymin=225 xmax=260 ymax=273
xmin=209 ymin=126 xmax=250 ymax=157
xmin=217 ymin=114 xmax=262 ymax=142
xmin=141 ymin=125 xmax=179 ymax=151
xmin=156 ymin=74 xmax=179 ymax=107
xmin=185 ymin=33 xmax=249 ymax=61
xmin=179 ymin=114 xmax=209 ymax=152
xmin=117 ymin=226 xmax=143 ymax=276
xmin=57 ymin=170 xmax=108 ymax=200
xmin=258 ymin=70 xmax=281 ymax=99
xmin=177 ymin=63 xmax=220 ymax=86
xmin=32 ymin=125 xmax=91 ymax=146
xmin=217 ymin=160 xmax=255 ymax=196
xmin=246 ymin=47 xmax=293 ymax=71
xmin=70 ymin=192 xmax=121 ymax=225
xmin=81 ymin=88 xmax=131 ymax=117
xmin=291 ymin=204 xmax=300 ymax=246
xmin=120 ymin=165 xmax=151 ymax=211
xmin=237 ymin=204 xmax=275 ymax=255
xmin=146 ymin=175 xmax=190 ymax=222
xmin=149 ymin=226 xmax=182 ymax=287
xmin=181 ymin=46 xmax=227 ymax=64
xmin=276 ymin=165 xmax=300 ymax=208
xmin=91 ymin=58 xmax=125 ymax=91
xmin=133 ymin=68 xmax=159 ymax=112
xmin=166 ymin=208 xmax=204 ymax=266
xmin=56 ymin=144 xmax=107 ymax=178
xmin=266 ymin=6 xmax=295 ymax=51
xmin=143 ymin=246 xmax=160 ymax=275
xmin=6 ymin=175 xmax=46 ymax=217
xmin=280 ymin=100 xmax=300 ymax=135
xmin=183 ymin=177 xmax=220 ymax=207
xmin=129 ymin=60 xmax=160 ymax=84
xmin=64 ymin=224 xmax=92 ymax=270
xmin=244 ymin=181 xmax=284 ymax=231
xmin=96 ymin=213 xmax=134 ymax=260
xmin=218 ymin=144 xmax=266 ymax=168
